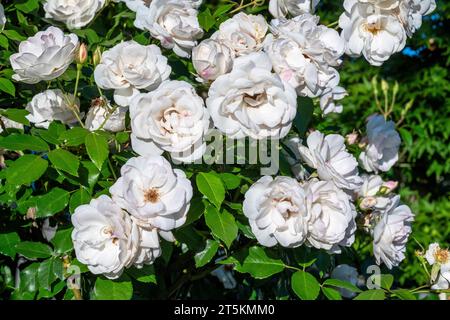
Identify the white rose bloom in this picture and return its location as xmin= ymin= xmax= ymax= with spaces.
xmin=243 ymin=176 xmax=309 ymax=248
xmin=0 ymin=4 xmax=6 ymax=30
xmin=298 ymin=130 xmax=362 ymax=190
xmin=358 ymin=174 xmax=391 ymax=210
xmin=330 ymin=264 xmax=359 ymax=298
xmin=130 ymin=80 xmax=210 ymax=163
xmin=425 ymin=243 xmax=450 ymax=290
xmin=119 ymin=0 xmax=202 ymax=11
xmin=372 ymin=195 xmax=413 ymax=269
xmin=71 ymin=195 xmax=139 ymax=279
xmin=305 ymin=179 xmax=357 ymax=253
xmin=133 ymin=0 xmax=204 ymax=58
xmin=265 ymin=14 xmax=345 ymax=98
xmin=359 ymin=114 xmax=401 ymax=173
xmin=26 ymin=89 xmax=80 ymax=129
xmin=269 ymin=0 xmax=320 ymax=18
xmin=398 ymin=0 xmax=436 ymax=36
xmin=132 ymin=225 xmax=162 ymax=268
xmin=206 ymin=52 xmax=297 ymax=140
xmin=192 ymin=39 xmax=234 ymax=82
xmin=85 ymin=99 xmax=127 ymax=133
xmin=0 ymin=116 xmax=24 ymax=134
xmin=94 ymin=41 xmax=171 ymax=107
xmin=43 ymin=0 xmax=106 ymax=29
xmin=212 ymin=12 xmax=268 ymax=57
xmin=109 ymin=155 xmax=193 ymax=236
xmin=359 ymin=0 xmax=401 ymax=10
xmin=339 ymin=0 xmax=407 ymax=66
xmin=10 ymin=26 xmax=79 ymax=84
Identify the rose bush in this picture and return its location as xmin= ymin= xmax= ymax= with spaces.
xmin=0 ymin=0 xmax=447 ymax=302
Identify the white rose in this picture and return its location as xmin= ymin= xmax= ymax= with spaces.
xmin=0 ymin=116 xmax=24 ymax=134
xmin=130 ymin=80 xmax=210 ymax=163
xmin=132 ymin=225 xmax=162 ymax=268
xmin=269 ymin=0 xmax=320 ymax=18
xmin=359 ymin=114 xmax=401 ymax=173
xmin=133 ymin=0 xmax=203 ymax=58
xmin=0 ymin=4 xmax=6 ymax=30
xmin=212 ymin=12 xmax=268 ymax=57
xmin=94 ymin=41 xmax=171 ymax=107
xmin=330 ymin=264 xmax=359 ymax=298
xmin=109 ymin=155 xmax=193 ymax=237
xmin=265 ymin=14 xmax=345 ymax=98
xmin=319 ymin=86 xmax=347 ymax=115
xmin=10 ymin=26 xmax=79 ymax=84
xmin=359 ymin=0 xmax=401 ymax=10
xmin=71 ymin=195 xmax=139 ymax=279
xmin=206 ymin=52 xmax=297 ymax=140
xmin=305 ymin=179 xmax=357 ymax=252
xmin=85 ymin=98 xmax=127 ymax=132
xmin=192 ymin=39 xmax=234 ymax=82
xmin=398 ymin=0 xmax=436 ymax=36
xmin=43 ymin=0 xmax=106 ymax=29
xmin=425 ymin=243 xmax=450 ymax=290
xmin=298 ymin=130 xmax=362 ymax=190
xmin=26 ymin=89 xmax=81 ymax=129
xmin=358 ymin=174 xmax=391 ymax=210
xmin=372 ymin=195 xmax=413 ymax=269
xmin=339 ymin=0 xmax=407 ymax=66
xmin=243 ymin=176 xmax=309 ymax=248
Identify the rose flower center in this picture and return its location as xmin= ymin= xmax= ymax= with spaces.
xmin=434 ymin=248 xmax=449 ymax=264
xmin=144 ymin=188 xmax=160 ymax=203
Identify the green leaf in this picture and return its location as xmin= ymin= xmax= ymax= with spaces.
xmin=213 ymin=4 xmax=234 ymax=17
xmin=59 ymin=127 xmax=89 ymax=146
xmin=48 ymin=149 xmax=80 ymax=177
xmin=321 ymin=286 xmax=342 ymax=300
xmin=15 ymin=242 xmax=53 ymax=259
xmin=2 ymin=30 xmax=26 ymax=41
xmin=0 ymin=78 xmax=16 ymax=97
xmin=293 ymin=97 xmax=314 ymax=137
xmin=238 ymin=246 xmax=285 ymax=279
xmin=323 ymin=278 xmax=362 ymax=293
xmin=198 ymin=8 xmax=215 ymax=32
xmin=0 ymin=134 xmax=49 ymax=151
xmin=35 ymin=187 xmax=70 ymax=218
xmin=291 ymin=270 xmax=321 ymax=300
xmin=354 ymin=289 xmax=386 ymax=300
xmin=6 ymin=155 xmax=48 ymax=186
xmin=204 ymin=206 xmax=238 ymax=249
xmin=69 ymin=188 xmax=91 ymax=214
xmin=219 ymin=173 xmax=241 ymax=190
xmin=85 ymin=132 xmax=109 ymax=170
xmin=391 ymin=289 xmax=417 ymax=300
xmin=38 ymin=259 xmax=57 ymax=290
xmin=195 ymin=239 xmax=220 ymax=268
xmin=94 ymin=277 xmax=133 ymax=300
xmin=0 ymin=232 xmax=21 ymax=258
xmin=127 ymin=265 xmax=157 ymax=284
xmin=0 ymin=109 xmax=29 ymax=125
xmin=196 ymin=172 xmax=225 ymax=208
xmin=51 ymin=228 xmax=74 ymax=254
xmin=0 ymin=35 xmax=8 ymax=50
xmin=379 ymin=274 xmax=394 ymax=290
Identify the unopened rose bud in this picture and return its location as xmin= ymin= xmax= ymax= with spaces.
xmin=93 ymin=47 xmax=102 ymax=66
xmin=360 ymin=196 xmax=377 ymax=210
xmin=346 ymin=132 xmax=358 ymax=145
xmin=379 ymin=181 xmax=398 ymax=195
xmin=77 ymin=43 xmax=88 ymax=65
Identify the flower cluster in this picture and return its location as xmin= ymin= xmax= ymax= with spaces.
xmin=339 ymin=0 xmax=436 ymax=65
xmin=254 ymin=118 xmax=413 ymax=269
xmin=72 ymin=155 xmax=193 ymax=278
